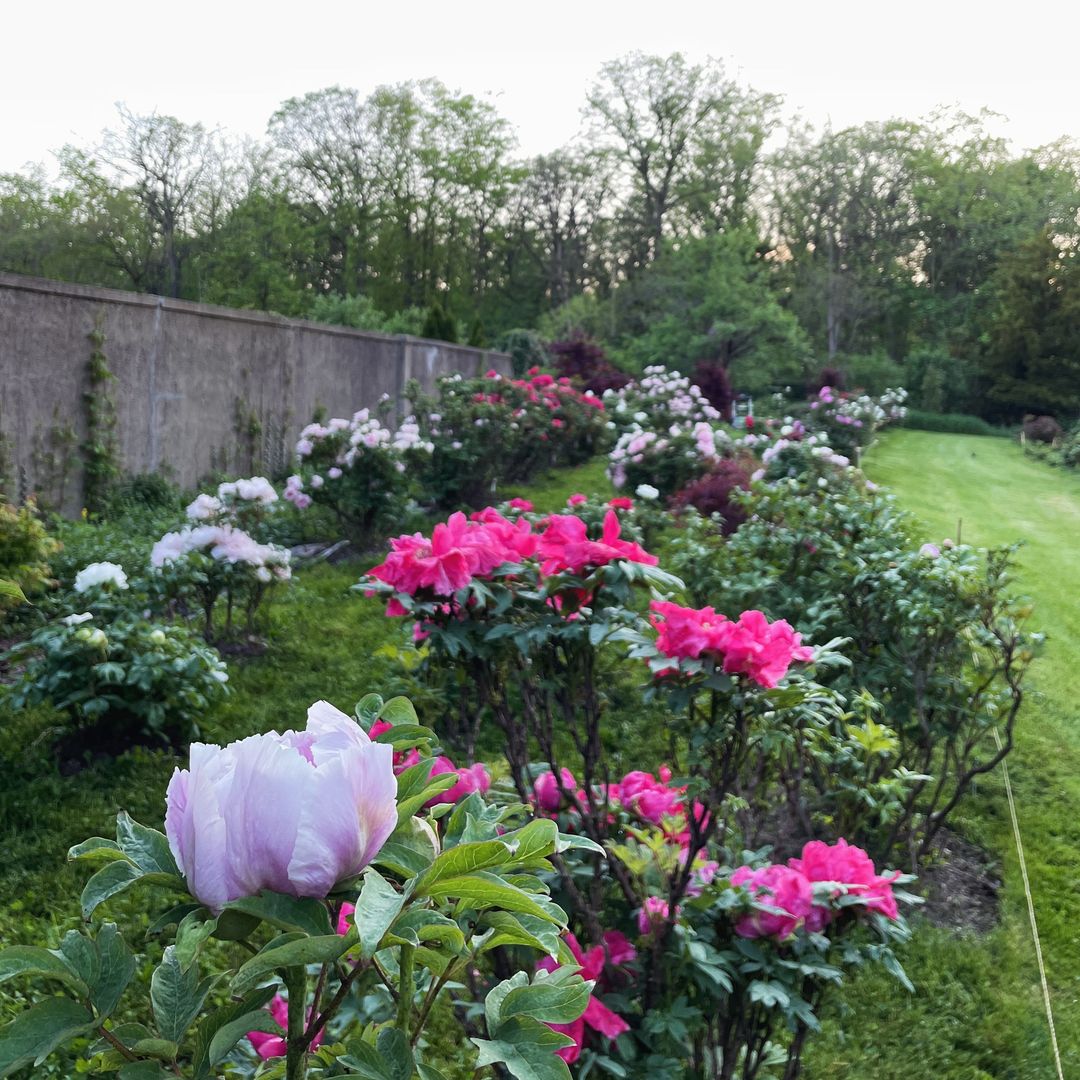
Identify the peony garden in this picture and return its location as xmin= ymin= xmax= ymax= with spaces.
xmin=1 ymin=361 xmax=1073 ymax=1080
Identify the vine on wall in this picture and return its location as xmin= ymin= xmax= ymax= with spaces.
xmin=81 ymin=311 xmax=120 ymax=514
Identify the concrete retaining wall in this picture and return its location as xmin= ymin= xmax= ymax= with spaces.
xmin=0 ymin=272 xmax=509 ymax=511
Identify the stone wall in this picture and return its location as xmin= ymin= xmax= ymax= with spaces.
xmin=0 ymin=272 xmax=509 ymax=511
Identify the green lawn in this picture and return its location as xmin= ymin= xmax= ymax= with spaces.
xmin=806 ymin=430 xmax=1080 ymax=1079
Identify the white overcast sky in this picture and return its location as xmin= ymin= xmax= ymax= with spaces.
xmin=4 ymin=0 xmax=1079 ymax=174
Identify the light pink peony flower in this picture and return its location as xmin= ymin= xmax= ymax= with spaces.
xmin=165 ymin=702 xmax=396 ymax=912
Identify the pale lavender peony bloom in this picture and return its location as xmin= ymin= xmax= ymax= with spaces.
xmin=165 ymin=701 xmax=397 ymax=912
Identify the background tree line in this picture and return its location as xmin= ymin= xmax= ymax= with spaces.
xmin=3 ymin=53 xmax=1080 ymax=420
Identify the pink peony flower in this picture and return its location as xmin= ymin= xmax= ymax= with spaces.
xmin=336 ymin=901 xmax=355 ymax=936
xmin=567 ymin=493 xmax=588 ymax=506
xmin=165 ymin=702 xmax=396 ymax=912
xmin=537 ymin=511 xmax=657 ymax=577
xmin=534 ymin=767 xmax=577 ymax=812
xmin=649 ymin=601 xmax=730 ymax=660
xmin=608 ymin=497 xmax=634 ymax=510
xmin=789 ymin=838 xmax=900 ymax=922
xmin=247 ymin=994 xmax=324 ymax=1059
xmin=730 ymin=864 xmax=814 ymax=940
xmin=637 ymin=895 xmax=675 ymax=935
xmin=508 ymin=497 xmax=534 ymax=511
xmin=537 ymin=934 xmax=631 ymax=1063
xmin=424 ymin=756 xmax=491 ymax=807
xmin=715 ymin=610 xmax=814 ymax=688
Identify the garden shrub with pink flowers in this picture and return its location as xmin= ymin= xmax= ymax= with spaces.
xmin=357 ymin=498 xmax=925 ymax=1076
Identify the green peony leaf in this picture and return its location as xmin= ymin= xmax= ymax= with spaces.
xmin=472 ymin=1016 xmax=576 ymax=1080
xmin=353 ymin=868 xmax=406 ymax=960
xmin=0 ymin=997 xmax=94 ymax=1076
xmin=150 ymin=946 xmax=216 ymax=1043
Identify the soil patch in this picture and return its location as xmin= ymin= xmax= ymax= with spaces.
xmin=917 ymin=828 xmax=1001 ymax=934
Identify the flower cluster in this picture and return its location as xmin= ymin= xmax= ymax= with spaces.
xmin=151 ymin=524 xmax=291 ymax=584
xmin=649 ymin=602 xmax=813 ymax=688
xmin=809 ymin=386 xmax=908 ymax=453
xmin=605 ymin=366 xmax=721 ymax=430
xmin=732 ymin=838 xmax=900 ymax=940
xmin=608 ymin=421 xmax=734 ymax=495
xmin=368 ymin=507 xmax=657 ymax=615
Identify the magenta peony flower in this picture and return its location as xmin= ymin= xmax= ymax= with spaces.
xmin=247 ymin=994 xmax=323 ymax=1059
xmin=534 ymin=768 xmax=577 ymax=812
xmin=637 ymin=895 xmax=674 ymax=935
xmin=567 ymin=493 xmax=588 ymax=506
xmin=608 ymin=497 xmax=634 ymax=510
xmin=537 ymin=511 xmax=657 ymax=577
xmin=789 ymin=838 xmax=900 ymax=922
xmin=537 ymin=933 xmax=632 ymax=1063
xmin=715 ymin=610 xmax=814 ymax=688
xmin=508 ymin=497 xmax=534 ymax=511
xmin=730 ymin=864 xmax=814 ymax=940
xmin=165 ymin=702 xmax=397 ymax=912
xmin=423 ymin=756 xmax=491 ymax=807
xmin=649 ymin=600 xmax=730 ymax=660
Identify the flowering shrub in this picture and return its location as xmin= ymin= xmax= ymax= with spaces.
xmin=808 ymin=385 xmax=908 ymax=454
xmin=0 ymin=499 xmax=59 ymax=620
xmin=608 ymin=421 xmax=735 ymax=495
xmin=0 ymin=693 xmax=594 ymax=1080
xmin=605 ymin=365 xmax=722 ymax=432
xmin=284 ymin=407 xmax=431 ymax=544
xmin=360 ymin=504 xmax=924 ymax=1075
xmin=669 ymin=474 xmax=1037 ymax=858
xmin=150 ymin=477 xmax=292 ymax=641
xmin=409 ymin=371 xmax=609 ymax=507
xmin=3 ymin=611 xmax=228 ymax=746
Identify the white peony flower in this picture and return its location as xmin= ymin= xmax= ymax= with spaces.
xmin=74 ymin=562 xmax=128 ymax=593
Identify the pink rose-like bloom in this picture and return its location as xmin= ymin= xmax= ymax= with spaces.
xmin=247 ymin=994 xmax=323 ymax=1059
xmin=919 ymin=543 xmax=941 ymax=559
xmin=731 ymin=864 xmax=814 ymax=940
xmin=165 ymin=702 xmax=397 ymax=913
xmin=716 ymin=610 xmax=814 ymax=688
xmin=567 ymin=493 xmax=588 ymax=506
xmin=637 ymin=895 xmax=674 ymax=935
xmin=508 ymin=497 xmax=534 ymax=511
xmin=608 ymin=497 xmax=634 ymax=511
xmin=534 ymin=768 xmax=577 ymax=812
xmin=336 ymin=901 xmax=356 ymax=936
xmin=424 ymin=756 xmax=491 ymax=807
xmin=537 ymin=511 xmax=658 ymax=577
xmin=789 ymin=838 xmax=900 ymax=923
xmin=649 ymin=600 xmax=730 ymax=660
xmin=537 ymin=933 xmax=632 ymax=1063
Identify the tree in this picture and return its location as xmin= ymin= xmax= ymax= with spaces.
xmin=586 ymin=52 xmax=779 ymax=269
xmin=615 ymin=230 xmax=810 ymax=392
xmin=99 ymin=106 xmax=224 ymax=297
xmin=771 ymin=121 xmax=920 ymax=359
xmin=979 ymin=228 xmax=1080 ymax=418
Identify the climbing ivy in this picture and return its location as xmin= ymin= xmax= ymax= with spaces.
xmin=82 ymin=311 xmax=120 ymax=514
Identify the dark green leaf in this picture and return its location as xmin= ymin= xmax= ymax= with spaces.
xmin=223 ymin=892 xmax=333 ymax=936
xmin=207 ymin=1010 xmax=282 ymax=1066
xmin=0 ymin=946 xmax=88 ymax=997
xmin=231 ymin=934 xmax=351 ymax=996
xmin=377 ymin=1027 xmax=414 ymax=1080
xmin=81 ymin=861 xmax=142 ymax=919
xmin=115 ymin=813 xmax=179 ymax=876
xmin=501 ymin=974 xmax=591 ymax=1026
xmin=150 ymin=946 xmax=216 ymax=1043
xmin=472 ymin=1016 xmax=575 ymax=1080
xmin=0 ymin=998 xmax=94 ymax=1076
